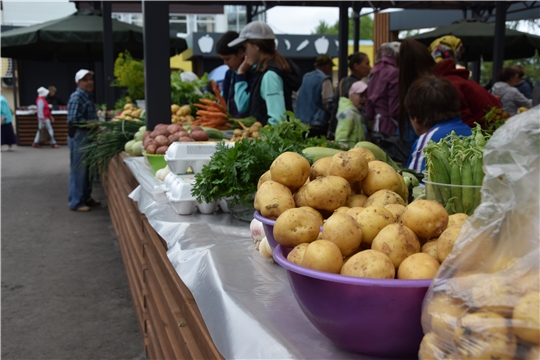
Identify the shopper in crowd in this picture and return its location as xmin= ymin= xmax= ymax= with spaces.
xmin=228 ymin=21 xmax=302 ymax=125
xmin=490 ymin=67 xmax=533 ymax=116
xmin=1 ymin=94 xmax=17 ymax=152
xmin=335 ymin=81 xmax=368 ymax=148
xmin=295 ymin=54 xmax=335 ymax=137
xmin=327 ymin=52 xmax=371 ymax=139
xmin=67 ymin=69 xmax=100 ymax=212
xmin=33 ymin=86 xmax=60 ymax=149
xmin=511 ymin=65 xmax=533 ymax=100
xmin=216 ymin=31 xmax=254 ymax=118
xmin=405 ymin=75 xmax=472 ymax=173
xmin=428 ymin=35 xmax=465 ymax=63
xmin=46 ymin=85 xmax=65 ymax=110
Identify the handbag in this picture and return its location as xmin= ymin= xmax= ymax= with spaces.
xmin=39 ymin=123 xmax=51 ymax=143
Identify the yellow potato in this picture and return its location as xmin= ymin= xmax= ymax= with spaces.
xmin=333 ymin=206 xmax=350 ymax=214
xmin=355 ymin=205 xmax=395 ymax=245
xmin=525 ymin=346 xmax=540 ymax=360
xmin=171 ymin=104 xmax=180 ymax=114
xmin=421 ymin=240 xmax=439 ymax=261
xmin=512 ymin=291 xmax=540 ymax=345
xmin=273 ymin=208 xmax=321 ymax=247
xmin=447 ymin=213 xmax=469 ymax=228
xmin=364 ymin=189 xmax=406 ymax=207
xmin=298 ymin=206 xmax=324 ymax=226
xmin=287 ymin=243 xmax=310 ymax=265
xmin=397 ymin=253 xmax=440 ymax=279
xmin=384 ymin=204 xmax=407 ymax=223
xmin=310 ymin=157 xmax=332 ymax=180
xmin=340 ymin=249 xmax=395 ymax=279
xmin=402 ymin=200 xmax=449 ymax=240
xmin=470 ymin=276 xmax=521 ymax=317
xmin=304 ymin=175 xmax=351 ymax=212
xmin=301 ymin=240 xmax=343 ymax=274
xmin=349 ymin=181 xmax=362 ymax=194
xmin=257 ymin=170 xmax=272 ymax=190
xmin=270 ymin=152 xmax=310 ymax=189
xmin=427 ymin=293 xmax=466 ymax=339
xmin=419 ymin=332 xmax=451 ymax=360
xmin=371 ymin=223 xmax=420 ymax=269
xmin=293 ymin=184 xmax=309 ymax=207
xmin=254 ymin=181 xmax=295 ymax=220
xmin=347 ymin=194 xmax=368 ymax=207
xmin=328 ymin=151 xmax=368 ymax=183
xmin=348 ymin=147 xmax=376 ymax=162
xmin=437 ymin=225 xmax=463 ymax=262
xmin=361 ymin=161 xmax=402 ymax=196
xmin=322 ymin=212 xmax=362 ymax=256
xmin=346 ymin=207 xmax=364 ymax=219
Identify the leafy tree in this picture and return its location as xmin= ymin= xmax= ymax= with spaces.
xmin=312 ymin=12 xmax=374 ymax=41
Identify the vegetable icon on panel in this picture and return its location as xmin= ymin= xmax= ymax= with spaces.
xmin=296 ymin=39 xmax=309 ymax=52
xmin=335 ymin=40 xmax=339 ymax=51
xmin=274 ymin=38 xmax=279 ymax=49
xmin=284 ymin=39 xmax=291 ymax=51
xmin=198 ymin=35 xmax=214 ymax=53
xmin=314 ymin=36 xmax=329 ymax=54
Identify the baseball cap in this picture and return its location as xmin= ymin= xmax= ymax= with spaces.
xmin=75 ymin=69 xmax=94 ymax=83
xmin=228 ymin=21 xmax=275 ymax=47
xmin=314 ymin=55 xmax=335 ymax=67
xmin=37 ymin=86 xmax=49 ymax=97
xmin=349 ymin=81 xmax=368 ymax=97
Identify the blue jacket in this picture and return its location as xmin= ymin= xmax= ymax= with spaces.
xmin=295 ymin=69 xmax=331 ymax=129
xmin=407 ymin=117 xmax=472 ymax=173
xmin=223 ymin=69 xmax=254 ymax=118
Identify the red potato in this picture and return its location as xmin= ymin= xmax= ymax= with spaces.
xmin=190 ymin=125 xmax=203 ymax=132
xmin=190 ymin=130 xmax=209 ymax=141
xmin=156 ymin=145 xmax=168 ymax=154
xmin=154 ymin=128 xmax=171 ymax=137
xmin=167 ymin=124 xmax=183 ymax=134
xmin=168 ymin=133 xmax=181 ymax=143
xmin=143 ymin=137 xmax=153 ymax=149
xmin=177 ymin=130 xmax=189 ymax=137
xmin=179 ymin=136 xmax=194 ymax=142
xmin=154 ymin=124 xmax=168 ymax=130
xmin=145 ymin=144 xmax=156 ymax=154
xmin=143 ymin=131 xmax=152 ymax=140
xmin=153 ymin=135 xmax=169 ymax=148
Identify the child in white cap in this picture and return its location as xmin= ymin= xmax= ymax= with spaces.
xmin=335 ymin=81 xmax=368 ymax=148
xmin=33 ymin=86 xmax=60 ymax=148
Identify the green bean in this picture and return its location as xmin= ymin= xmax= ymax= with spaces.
xmin=471 ymin=154 xmax=484 ymax=213
xmin=461 ymin=160 xmax=473 ymax=214
xmin=450 ymin=160 xmax=463 ymax=214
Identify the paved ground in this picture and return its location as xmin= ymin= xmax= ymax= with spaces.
xmin=1 ymin=145 xmax=144 ymax=359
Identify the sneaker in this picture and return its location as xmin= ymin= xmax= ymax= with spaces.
xmin=51 ymin=144 xmax=60 ymax=148
xmin=85 ymin=199 xmax=101 ymax=207
xmin=32 ymin=143 xmax=41 ymax=148
xmin=70 ymin=205 xmax=91 ymax=212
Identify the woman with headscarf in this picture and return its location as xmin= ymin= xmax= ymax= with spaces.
xmin=33 ymin=86 xmax=60 ymax=148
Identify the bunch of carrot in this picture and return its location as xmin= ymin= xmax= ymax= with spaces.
xmin=191 ymin=80 xmax=231 ymax=130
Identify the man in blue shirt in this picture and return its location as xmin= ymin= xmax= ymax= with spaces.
xmin=67 ymin=69 xmax=99 ymax=212
xmin=405 ymin=75 xmax=472 ymax=173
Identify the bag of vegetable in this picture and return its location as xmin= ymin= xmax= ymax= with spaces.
xmin=418 ymin=107 xmax=540 ymax=359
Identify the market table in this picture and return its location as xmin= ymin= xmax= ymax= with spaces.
xmin=104 ymin=153 xmax=388 ymax=360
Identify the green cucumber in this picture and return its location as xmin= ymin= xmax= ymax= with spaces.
xmin=302 ymin=147 xmax=344 ymax=162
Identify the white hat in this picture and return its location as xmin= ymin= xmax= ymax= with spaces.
xmin=75 ymin=69 xmax=94 ymax=83
xmin=349 ymin=81 xmax=368 ymax=97
xmin=228 ymin=21 xmax=275 ymax=47
xmin=37 ymin=86 xmax=49 ymax=97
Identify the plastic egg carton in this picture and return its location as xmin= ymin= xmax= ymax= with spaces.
xmin=163 ymin=173 xmax=230 ymax=215
xmin=164 ymin=141 xmax=234 ymax=175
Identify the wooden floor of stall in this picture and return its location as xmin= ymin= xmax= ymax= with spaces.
xmin=16 ymin=115 xmax=69 ymax=146
xmin=104 ymin=153 xmax=223 ymax=360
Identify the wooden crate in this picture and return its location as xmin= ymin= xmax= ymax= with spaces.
xmin=16 ymin=114 xmax=69 ymax=146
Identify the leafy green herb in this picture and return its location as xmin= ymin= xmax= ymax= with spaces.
xmin=170 ymin=71 xmax=213 ymax=106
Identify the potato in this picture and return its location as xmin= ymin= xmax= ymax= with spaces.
xmin=328 ymin=151 xmax=368 ymax=183
xmin=372 ymin=223 xmax=420 ymax=269
xmin=287 ymin=243 xmax=310 ymax=265
xmin=301 ymin=240 xmax=343 ymax=274
xmin=349 ymin=181 xmax=362 ymax=194
xmin=384 ymin=204 xmax=407 ymax=223
xmin=257 ymin=170 xmax=272 ymax=190
xmin=340 ymin=249 xmax=395 ymax=279
xmin=293 ymin=185 xmax=309 ymax=207
xmin=355 ymin=205 xmax=395 ymax=245
xmin=471 ymin=276 xmax=522 ymax=317
xmin=346 ymin=207 xmax=364 ymax=219
xmin=364 ymin=189 xmax=406 ymax=207
xmin=273 ymin=208 xmax=320 ymax=247
xmin=361 ymin=161 xmax=402 ymax=196
xmin=298 ymin=206 xmax=324 ymax=226
xmin=333 ymin=206 xmax=350 ymax=214
xmin=310 ymin=157 xmax=332 ymax=180
xmin=156 ymin=145 xmax=168 ymax=154
xmin=421 ymin=240 xmax=439 ymax=261
xmin=448 ymin=213 xmax=469 ymax=228
xmin=346 ymin=194 xmax=368 ymax=208
xmin=402 ymin=200 xmax=449 ymax=240
xmin=348 ymin=147 xmax=376 ymax=162
xmin=254 ymin=181 xmax=295 ymax=220
xmin=419 ymin=332 xmax=451 ymax=360
xmin=427 ymin=294 xmax=466 ymax=339
xmin=437 ymin=225 xmax=463 ymax=262
xmin=270 ymin=152 xmax=310 ymax=189
xmin=145 ymin=144 xmax=156 ymax=154
xmin=512 ymin=292 xmax=540 ymax=344
xmin=322 ymin=213 xmax=362 ymax=256
xmin=525 ymin=346 xmax=540 ymax=360
xmin=397 ymin=253 xmax=439 ymax=279
xmin=304 ymin=176 xmax=351 ymax=212
xmin=191 ymin=130 xmax=209 ymax=141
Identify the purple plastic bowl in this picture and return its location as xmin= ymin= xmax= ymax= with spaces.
xmin=274 ymin=244 xmax=431 ymax=358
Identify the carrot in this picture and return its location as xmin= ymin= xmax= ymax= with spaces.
xmin=200 ymin=118 xmax=227 ymax=126
xmin=200 ymin=99 xmax=219 ymax=106
xmin=215 ymin=123 xmax=231 ymax=130
xmin=196 ymin=111 xmax=228 ymax=120
xmin=194 ymin=104 xmax=210 ymax=110
xmin=211 ymin=80 xmax=228 ymax=107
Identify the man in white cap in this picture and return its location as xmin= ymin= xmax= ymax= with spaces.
xmin=33 ymin=86 xmax=60 ymax=148
xmin=66 ymin=69 xmax=99 ymax=212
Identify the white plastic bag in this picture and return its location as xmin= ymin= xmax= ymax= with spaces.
xmin=419 ymin=106 xmax=540 ymax=359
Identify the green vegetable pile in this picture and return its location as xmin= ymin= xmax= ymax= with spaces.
xmin=423 ymin=124 xmax=489 ymax=215
xmin=170 ymin=71 xmax=213 ymax=110
xmin=191 ymin=112 xmax=344 ymax=207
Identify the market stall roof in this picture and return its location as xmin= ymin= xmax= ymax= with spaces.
xmin=411 ymin=19 xmax=540 ymax=61
xmin=0 ymin=8 xmax=188 ymax=61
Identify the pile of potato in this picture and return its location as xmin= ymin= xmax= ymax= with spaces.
xmin=254 ymin=149 xmax=470 ymax=280
xmin=171 ymin=104 xmax=195 ymax=125
xmin=229 ymin=122 xmax=262 ymax=142
xmin=143 ymin=123 xmax=209 ymax=154
xmin=113 ymin=103 xmax=143 ymax=121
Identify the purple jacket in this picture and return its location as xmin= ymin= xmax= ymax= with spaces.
xmin=366 ymin=57 xmax=399 ymax=136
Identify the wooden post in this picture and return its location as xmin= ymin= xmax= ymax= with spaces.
xmin=373 ymin=12 xmax=390 ymax=58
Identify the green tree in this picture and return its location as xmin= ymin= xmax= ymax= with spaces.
xmin=312 ymin=12 xmax=374 ymax=41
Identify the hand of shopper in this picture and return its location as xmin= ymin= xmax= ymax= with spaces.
xmin=238 ymin=55 xmax=253 ymax=75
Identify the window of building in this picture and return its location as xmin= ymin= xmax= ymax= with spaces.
xmin=170 ymin=14 xmax=188 ymax=36
xmin=195 ymin=15 xmax=216 ymax=33
xmin=130 ymin=13 xmax=143 ymax=27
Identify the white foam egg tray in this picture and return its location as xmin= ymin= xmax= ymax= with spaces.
xmin=164 ymin=141 xmax=233 ymax=175
xmin=163 ymin=173 xmax=230 ymax=215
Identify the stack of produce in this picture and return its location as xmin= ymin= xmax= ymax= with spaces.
xmin=191 ymin=81 xmax=230 ymax=130
xmin=143 ymin=123 xmax=210 ymax=155
xmin=229 ymin=121 xmax=263 ymax=142
xmin=124 ymin=125 xmax=147 ymax=156
xmin=170 ymin=104 xmax=194 ymax=125
xmin=113 ymin=103 xmax=144 ymax=121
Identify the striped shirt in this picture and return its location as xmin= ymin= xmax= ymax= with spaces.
xmin=67 ymin=87 xmax=96 ymax=124
xmin=407 ymin=117 xmax=472 ymax=173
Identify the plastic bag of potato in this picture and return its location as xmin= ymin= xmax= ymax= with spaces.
xmin=419 ymin=107 xmax=540 ymax=359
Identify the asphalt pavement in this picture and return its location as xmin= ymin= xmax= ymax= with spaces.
xmin=1 ymin=145 xmax=144 ymax=359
